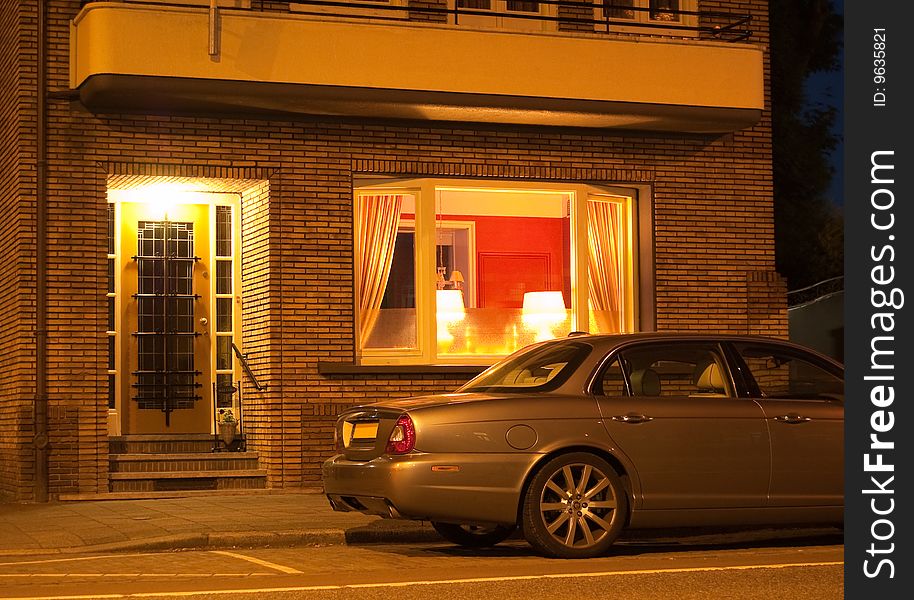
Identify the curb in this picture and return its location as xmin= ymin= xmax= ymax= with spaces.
xmin=0 ymin=526 xmax=442 ymax=557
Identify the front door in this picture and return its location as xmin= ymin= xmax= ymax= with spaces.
xmin=121 ymin=202 xmax=211 ymax=433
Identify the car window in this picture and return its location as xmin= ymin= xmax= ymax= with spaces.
xmin=599 ymin=343 xmax=732 ymax=398
xmin=458 ymin=341 xmax=591 ymax=393
xmin=597 ymin=358 xmax=627 ymax=396
xmin=734 ymin=343 xmax=844 ymax=402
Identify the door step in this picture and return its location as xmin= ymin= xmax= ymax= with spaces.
xmin=109 ymin=469 xmax=267 ymax=493
xmin=108 ymin=435 xmax=266 ymax=493
xmin=109 ymin=434 xmax=224 ymax=454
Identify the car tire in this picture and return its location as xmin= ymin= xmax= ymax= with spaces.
xmin=522 ymin=452 xmax=628 ymax=559
xmin=431 ymin=522 xmax=516 ymax=547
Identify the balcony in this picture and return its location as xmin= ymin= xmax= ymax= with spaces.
xmin=70 ymin=1 xmax=764 ymax=132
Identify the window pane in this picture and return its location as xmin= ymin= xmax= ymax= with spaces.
xmin=506 ymin=1 xmax=538 ymax=12
xmin=216 ymin=206 xmax=232 ymax=257
xmin=437 ymin=189 xmax=571 ymax=357
xmin=618 ymin=344 xmax=731 ymax=398
xmin=459 ymin=341 xmax=591 ymax=393
xmin=107 ymin=297 xmax=115 ymax=331
xmin=650 ymin=0 xmax=679 ymax=22
xmin=107 ymin=204 xmax=115 ymax=255
xmin=107 ymin=259 xmax=115 ymax=294
xmin=458 ymin=0 xmax=491 ymax=9
xmin=358 ymin=194 xmax=418 ymax=350
xmin=108 ymin=374 xmax=116 ymax=409
xmin=217 ymin=335 xmax=232 ymax=370
xmin=735 ymin=344 xmax=844 ymax=401
xmin=216 ymin=260 xmax=232 ymax=295
xmin=217 ymin=298 xmax=233 ymax=333
xmin=587 ymin=197 xmax=627 ymax=334
xmin=605 ymin=0 xmax=635 ymax=19
xmin=597 ymin=358 xmax=627 ymax=396
xmin=108 ymin=335 xmax=116 ymax=370
xmin=216 ymin=373 xmax=235 ymax=409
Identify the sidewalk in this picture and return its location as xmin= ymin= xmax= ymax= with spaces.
xmin=0 ymin=491 xmax=438 ymax=557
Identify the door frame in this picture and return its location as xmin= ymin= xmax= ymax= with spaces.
xmin=107 ymin=189 xmax=242 ymax=436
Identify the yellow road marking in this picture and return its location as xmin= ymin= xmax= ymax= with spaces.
xmin=209 ymin=550 xmax=303 ymax=574
xmin=0 ymin=560 xmax=843 ymax=599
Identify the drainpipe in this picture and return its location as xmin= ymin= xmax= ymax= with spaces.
xmin=33 ymin=0 xmax=49 ymax=502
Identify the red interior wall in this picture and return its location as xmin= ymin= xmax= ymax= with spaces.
xmin=445 ymin=214 xmax=569 ymax=308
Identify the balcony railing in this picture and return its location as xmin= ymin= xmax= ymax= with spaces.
xmin=72 ymin=1 xmax=764 ymax=130
xmin=85 ymin=1 xmax=753 ymax=42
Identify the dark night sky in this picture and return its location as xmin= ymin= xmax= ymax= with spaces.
xmin=802 ymin=0 xmax=844 ymax=207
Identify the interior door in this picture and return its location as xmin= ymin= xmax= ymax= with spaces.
xmin=119 ymin=202 xmax=213 ymax=434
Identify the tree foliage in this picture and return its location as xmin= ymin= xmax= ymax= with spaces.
xmin=769 ymin=0 xmax=844 ymax=291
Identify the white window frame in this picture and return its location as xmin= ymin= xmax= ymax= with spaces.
xmin=594 ymin=0 xmax=698 ymax=37
xmin=355 ymin=177 xmax=638 ymax=366
xmin=210 ymin=200 xmax=243 ymax=426
xmin=449 ymin=0 xmax=559 ymax=33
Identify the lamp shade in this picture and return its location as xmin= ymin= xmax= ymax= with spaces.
xmin=436 ymin=289 xmax=466 ymax=319
xmin=522 ymin=291 xmax=566 ymax=314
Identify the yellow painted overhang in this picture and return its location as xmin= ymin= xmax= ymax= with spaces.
xmin=71 ymin=3 xmax=764 ymax=132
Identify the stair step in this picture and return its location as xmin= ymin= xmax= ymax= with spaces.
xmin=109 ymin=469 xmax=267 ymax=480
xmin=59 ymin=488 xmax=308 ymax=501
xmin=109 ymin=469 xmax=267 ymax=493
xmin=110 ymin=452 xmax=261 ymax=473
xmin=110 ymin=435 xmax=237 ymax=454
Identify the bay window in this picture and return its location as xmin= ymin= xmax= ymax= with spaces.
xmin=355 ymin=179 xmax=638 ymax=365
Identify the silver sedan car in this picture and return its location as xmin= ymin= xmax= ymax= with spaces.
xmin=322 ymin=333 xmax=844 ymax=558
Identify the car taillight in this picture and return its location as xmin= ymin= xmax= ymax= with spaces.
xmin=386 ymin=414 xmax=416 ymax=455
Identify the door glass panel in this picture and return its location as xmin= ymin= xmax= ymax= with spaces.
xmin=216 ymin=260 xmax=232 ymax=295
xmin=216 ymin=298 xmax=233 ymax=332
xmin=133 ymin=221 xmax=200 ymax=419
xmin=215 ymin=206 xmax=232 ymax=257
xmin=216 ymin=336 xmax=232 ymax=371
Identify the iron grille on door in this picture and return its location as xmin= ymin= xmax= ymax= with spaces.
xmin=132 ymin=221 xmax=201 ymax=425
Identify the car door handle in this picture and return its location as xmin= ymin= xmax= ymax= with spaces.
xmin=774 ymin=414 xmax=812 ymax=424
xmin=612 ymin=414 xmax=654 ymax=424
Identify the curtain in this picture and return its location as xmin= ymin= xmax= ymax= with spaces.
xmin=587 ymin=199 xmax=623 ymax=332
xmin=358 ymin=194 xmax=403 ymax=348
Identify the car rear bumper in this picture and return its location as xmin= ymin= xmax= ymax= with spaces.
xmin=322 ymin=451 xmax=536 ymax=526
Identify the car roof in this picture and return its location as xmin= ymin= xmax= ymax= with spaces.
xmin=547 ymin=332 xmax=843 ymax=367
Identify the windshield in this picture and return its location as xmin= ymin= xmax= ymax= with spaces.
xmin=458 ymin=341 xmax=592 ymax=393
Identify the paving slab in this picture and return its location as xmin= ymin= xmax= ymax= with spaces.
xmin=0 ymin=491 xmax=438 ymax=556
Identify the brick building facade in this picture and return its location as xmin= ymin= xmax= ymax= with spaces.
xmin=0 ymin=0 xmax=784 ymax=501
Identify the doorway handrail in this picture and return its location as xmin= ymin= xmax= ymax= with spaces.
xmin=231 ymin=342 xmax=268 ymax=391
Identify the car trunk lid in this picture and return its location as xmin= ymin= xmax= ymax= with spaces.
xmin=336 ymin=407 xmax=407 ymax=461
xmin=335 ymin=393 xmax=494 ymax=460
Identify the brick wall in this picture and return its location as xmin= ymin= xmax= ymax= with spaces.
xmin=0 ymin=0 xmax=36 ymax=501
xmin=0 ymin=0 xmax=780 ymax=496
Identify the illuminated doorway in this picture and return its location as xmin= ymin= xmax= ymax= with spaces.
xmin=107 ymin=180 xmax=242 ymax=435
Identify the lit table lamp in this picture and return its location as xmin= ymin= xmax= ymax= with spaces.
xmin=522 ymin=291 xmax=567 ymax=342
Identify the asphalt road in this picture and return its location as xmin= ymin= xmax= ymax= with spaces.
xmin=0 ymin=529 xmax=843 ymax=600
